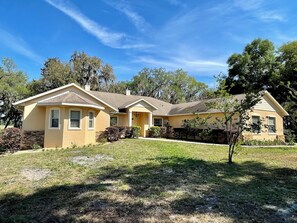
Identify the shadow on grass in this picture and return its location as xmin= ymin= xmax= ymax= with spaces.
xmin=0 ymin=157 xmax=296 ymax=222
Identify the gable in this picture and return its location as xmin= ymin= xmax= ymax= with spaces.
xmin=253 ymin=92 xmax=288 ymax=117
xmin=254 ymin=97 xmax=275 ymax=112
xmin=13 ymin=84 xmax=117 ymax=111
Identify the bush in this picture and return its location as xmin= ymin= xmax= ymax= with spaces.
xmin=105 ymin=127 xmax=120 ymax=142
xmin=31 ymin=143 xmax=42 ymax=150
xmin=284 ymin=129 xmax=295 ymax=145
xmin=243 ymin=139 xmax=286 ymax=146
xmin=131 ymin=126 xmax=141 ymax=138
xmin=149 ymin=126 xmax=161 ymax=138
xmin=172 ymin=127 xmax=226 ymax=143
xmin=0 ymin=128 xmax=22 ymax=153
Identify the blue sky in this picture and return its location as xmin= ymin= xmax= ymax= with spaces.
xmin=0 ymin=0 xmax=296 ymax=87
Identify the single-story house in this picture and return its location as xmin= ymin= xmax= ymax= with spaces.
xmin=13 ymin=83 xmax=288 ymax=148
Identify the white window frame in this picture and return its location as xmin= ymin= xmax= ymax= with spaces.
xmin=88 ymin=110 xmax=95 ymax=130
xmin=110 ymin=116 xmax=118 ymax=126
xmin=267 ymin=116 xmax=276 ymax=134
xmin=153 ymin=117 xmax=163 ymax=127
xmin=69 ymin=109 xmax=82 ymax=130
xmin=49 ymin=108 xmax=60 ymax=130
xmin=251 ymin=115 xmax=261 ymax=134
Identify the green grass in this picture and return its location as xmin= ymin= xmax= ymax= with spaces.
xmin=0 ymin=139 xmax=296 ymax=222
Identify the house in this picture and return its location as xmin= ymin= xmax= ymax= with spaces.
xmin=13 ymin=83 xmax=288 ymax=148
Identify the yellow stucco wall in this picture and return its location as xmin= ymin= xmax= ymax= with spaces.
xmin=167 ymin=111 xmax=284 ymax=141
xmin=44 ymin=106 xmax=64 ymax=148
xmin=111 ymin=114 xmax=128 ymax=126
xmin=22 ymin=85 xmax=113 ymax=148
xmin=21 ymin=85 xmax=286 ymax=147
xmin=22 ymin=102 xmax=46 ymax=131
xmin=243 ymin=109 xmax=284 ymax=141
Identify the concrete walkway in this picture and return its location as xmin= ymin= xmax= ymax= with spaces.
xmin=139 ymin=137 xmax=227 ymax=146
xmin=140 ymin=137 xmax=297 ymax=148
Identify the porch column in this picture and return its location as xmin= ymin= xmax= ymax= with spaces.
xmin=128 ymin=111 xmax=132 ymax=127
xmin=148 ymin=112 xmax=153 ymax=127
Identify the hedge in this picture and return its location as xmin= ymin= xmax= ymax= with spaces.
xmin=172 ymin=128 xmax=227 ymax=144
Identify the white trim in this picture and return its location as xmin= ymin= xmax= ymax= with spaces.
xmin=13 ymin=83 xmax=118 ymax=111
xmin=48 ymin=107 xmax=60 ymax=130
xmin=121 ymin=98 xmax=158 ymax=110
xmin=128 ymin=111 xmax=132 ymax=127
xmin=38 ymin=102 xmax=104 ymax=110
xmin=88 ymin=110 xmax=95 ymax=130
xmin=263 ymin=91 xmax=289 ymax=116
xmin=69 ymin=108 xmax=82 ymax=130
xmin=14 ymin=83 xmax=76 ymax=105
xmin=153 ymin=117 xmax=163 ymax=127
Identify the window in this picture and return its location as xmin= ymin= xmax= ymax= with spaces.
xmin=70 ymin=110 xmax=81 ymax=129
xmin=50 ymin=109 xmax=59 ymax=129
xmin=110 ymin=116 xmax=118 ymax=126
xmin=251 ymin=116 xmax=261 ymax=133
xmin=88 ymin=112 xmax=94 ymax=129
xmin=154 ymin=118 xmax=163 ymax=127
xmin=268 ymin=117 xmax=276 ymax=133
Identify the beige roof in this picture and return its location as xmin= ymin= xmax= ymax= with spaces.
xmin=88 ymin=92 xmax=248 ymax=115
xmin=169 ymin=94 xmax=246 ymax=115
xmin=89 ymin=91 xmax=172 ymax=116
xmin=14 ymin=83 xmax=287 ymax=116
xmin=38 ymin=91 xmax=104 ymax=110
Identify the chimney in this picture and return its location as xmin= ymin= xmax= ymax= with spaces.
xmin=125 ymin=89 xmax=131 ymax=96
xmin=85 ymin=84 xmax=90 ymax=91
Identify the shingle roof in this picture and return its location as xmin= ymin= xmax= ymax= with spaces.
xmin=89 ymin=91 xmax=172 ymax=116
xmin=89 ymin=91 xmax=246 ymax=115
xmin=38 ymin=91 xmax=100 ymax=108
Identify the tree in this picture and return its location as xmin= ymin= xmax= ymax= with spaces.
xmin=128 ymin=68 xmax=171 ymax=98
xmin=165 ymin=69 xmax=207 ymax=103
xmin=209 ymin=79 xmax=261 ymax=163
xmin=29 ymin=58 xmax=74 ymax=94
xmin=70 ymin=51 xmax=115 ymax=91
xmin=224 ymin=39 xmax=279 ymax=95
xmin=29 ymin=52 xmax=116 ymax=94
xmin=0 ymin=58 xmax=30 ymax=128
xmin=124 ymin=68 xmax=207 ymax=104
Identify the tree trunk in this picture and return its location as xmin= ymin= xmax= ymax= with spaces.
xmin=228 ymin=145 xmax=233 ymax=163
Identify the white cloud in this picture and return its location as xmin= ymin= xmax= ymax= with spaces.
xmin=0 ymin=29 xmax=42 ymax=63
xmin=258 ymin=11 xmax=284 ymax=22
xmin=45 ymin=0 xmax=124 ymax=48
xmin=104 ymin=1 xmax=150 ymax=33
xmin=133 ymin=56 xmax=227 ymax=75
xmin=45 ymin=0 xmax=152 ymax=49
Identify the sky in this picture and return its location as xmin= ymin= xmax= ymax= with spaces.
xmin=0 ymin=0 xmax=297 ymax=87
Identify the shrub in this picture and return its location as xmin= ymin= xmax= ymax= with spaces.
xmin=149 ymin=126 xmax=161 ymax=138
xmin=131 ymin=126 xmax=141 ymax=138
xmin=284 ymin=129 xmax=295 ymax=145
xmin=0 ymin=128 xmax=22 ymax=153
xmin=243 ymin=139 xmax=286 ymax=146
xmin=172 ymin=128 xmax=226 ymax=143
xmin=31 ymin=143 xmax=42 ymax=150
xmin=105 ymin=127 xmax=120 ymax=142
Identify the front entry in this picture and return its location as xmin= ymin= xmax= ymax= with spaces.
xmin=131 ymin=112 xmax=150 ymax=137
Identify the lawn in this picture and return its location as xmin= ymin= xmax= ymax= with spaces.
xmin=0 ymin=139 xmax=296 ymax=223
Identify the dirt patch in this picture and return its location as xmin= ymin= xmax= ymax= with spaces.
xmin=70 ymin=154 xmax=114 ymax=167
xmin=20 ymin=168 xmax=51 ymax=181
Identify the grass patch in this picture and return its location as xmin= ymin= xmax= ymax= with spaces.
xmin=0 ymin=139 xmax=296 ymax=222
